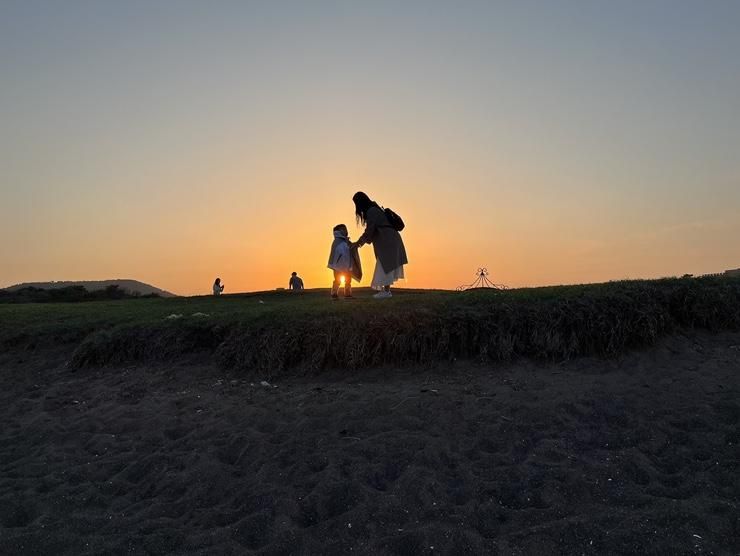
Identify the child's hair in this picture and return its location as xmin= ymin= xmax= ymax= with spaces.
xmin=333 ymin=223 xmax=348 ymax=232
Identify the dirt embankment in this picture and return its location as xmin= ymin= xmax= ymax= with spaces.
xmin=67 ymin=278 xmax=740 ymax=377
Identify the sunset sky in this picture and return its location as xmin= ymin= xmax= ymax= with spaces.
xmin=2 ymin=1 xmax=739 ymax=295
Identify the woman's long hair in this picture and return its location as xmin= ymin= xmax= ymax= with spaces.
xmin=353 ymin=191 xmax=379 ymax=225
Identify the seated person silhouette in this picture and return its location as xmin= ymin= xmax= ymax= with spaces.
xmin=289 ymin=272 xmax=304 ymax=291
xmin=213 ymin=277 xmax=225 ymax=296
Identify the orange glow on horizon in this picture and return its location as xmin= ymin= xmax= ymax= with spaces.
xmin=3 ymin=167 xmax=738 ymax=297
xmin=2 ymin=139 xmax=738 ymax=296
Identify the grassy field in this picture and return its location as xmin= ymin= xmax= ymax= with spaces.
xmin=2 ymin=277 xmax=739 ymax=376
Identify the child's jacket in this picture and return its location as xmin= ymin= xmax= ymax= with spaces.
xmin=327 ymin=230 xmax=363 ymax=282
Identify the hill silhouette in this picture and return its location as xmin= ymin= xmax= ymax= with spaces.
xmin=3 ymin=279 xmax=175 ymax=298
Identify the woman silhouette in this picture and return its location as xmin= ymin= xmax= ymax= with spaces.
xmin=352 ymin=191 xmax=408 ymax=299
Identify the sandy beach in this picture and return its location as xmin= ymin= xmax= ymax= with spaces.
xmin=1 ymin=331 xmax=738 ymax=555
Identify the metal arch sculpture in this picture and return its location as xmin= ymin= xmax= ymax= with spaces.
xmin=457 ymin=267 xmax=508 ymax=291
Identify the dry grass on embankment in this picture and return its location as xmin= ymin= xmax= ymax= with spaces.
xmin=2 ymin=277 xmax=739 ymax=377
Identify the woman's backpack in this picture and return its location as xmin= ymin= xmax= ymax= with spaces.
xmin=383 ymin=207 xmax=405 ymax=231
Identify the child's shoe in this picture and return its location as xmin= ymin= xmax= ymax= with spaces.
xmin=331 ymin=293 xmax=339 ymax=300
xmin=373 ymin=290 xmax=392 ymax=299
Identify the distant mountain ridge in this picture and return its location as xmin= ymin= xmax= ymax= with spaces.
xmin=3 ymin=280 xmax=176 ymax=298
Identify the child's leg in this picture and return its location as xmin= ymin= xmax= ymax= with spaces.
xmin=331 ymin=271 xmax=341 ymax=297
xmin=344 ymin=277 xmax=352 ymax=297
